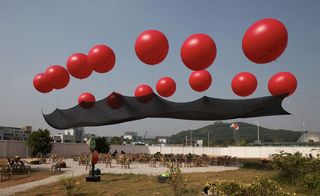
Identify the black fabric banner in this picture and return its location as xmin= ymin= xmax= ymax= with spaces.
xmin=43 ymin=93 xmax=289 ymax=129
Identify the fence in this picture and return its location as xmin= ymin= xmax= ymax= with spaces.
xmin=1 ymin=140 xmax=319 ymax=158
xmin=110 ymin=145 xmax=320 ymax=159
xmin=0 ymin=140 xmax=89 ymax=158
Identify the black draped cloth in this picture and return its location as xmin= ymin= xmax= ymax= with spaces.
xmin=43 ymin=93 xmax=290 ymax=130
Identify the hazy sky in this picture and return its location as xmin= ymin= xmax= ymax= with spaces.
xmin=0 ymin=0 xmax=320 ymax=137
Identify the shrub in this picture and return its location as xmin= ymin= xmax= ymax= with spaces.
xmin=206 ymin=176 xmax=292 ymax=196
xmin=302 ymin=171 xmax=320 ymax=193
xmin=270 ymin=151 xmax=320 ymax=185
xmin=60 ymin=176 xmax=75 ymax=196
xmin=168 ymin=167 xmax=188 ymax=196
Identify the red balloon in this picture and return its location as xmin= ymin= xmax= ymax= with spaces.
xmin=66 ymin=53 xmax=92 ymax=79
xmin=45 ymin=65 xmax=70 ymax=89
xmin=189 ymin=70 xmax=212 ymax=92
xmin=135 ymin=29 xmax=169 ymax=65
xmin=268 ymin=72 xmax=297 ymax=96
xmin=78 ymin=92 xmax=96 ymax=108
xmin=88 ymin=44 xmax=116 ymax=73
xmin=107 ymin=92 xmax=123 ymax=109
xmin=242 ymin=18 xmax=288 ymax=64
xmin=33 ymin=73 xmax=53 ymax=93
xmin=181 ymin=34 xmax=217 ymax=71
xmin=91 ymin=150 xmax=99 ymax=165
xmin=231 ymin=72 xmax=257 ymax=97
xmin=134 ymin=84 xmax=154 ymax=102
xmin=156 ymin=77 xmax=176 ymax=97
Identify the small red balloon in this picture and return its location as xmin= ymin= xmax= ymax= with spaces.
xmin=33 ymin=73 xmax=53 ymax=93
xmin=107 ymin=92 xmax=123 ymax=109
xmin=242 ymin=18 xmax=288 ymax=64
xmin=45 ymin=65 xmax=70 ymax=89
xmin=66 ymin=53 xmax=92 ymax=79
xmin=268 ymin=72 xmax=297 ymax=96
xmin=189 ymin=70 xmax=212 ymax=92
xmin=78 ymin=92 xmax=96 ymax=108
xmin=135 ymin=29 xmax=169 ymax=65
xmin=88 ymin=44 xmax=116 ymax=73
xmin=181 ymin=34 xmax=217 ymax=71
xmin=156 ymin=77 xmax=176 ymax=97
xmin=91 ymin=150 xmax=99 ymax=165
xmin=231 ymin=72 xmax=257 ymax=97
xmin=134 ymin=84 xmax=154 ymax=102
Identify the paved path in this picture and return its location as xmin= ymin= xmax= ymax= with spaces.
xmin=0 ymin=159 xmax=239 ymax=195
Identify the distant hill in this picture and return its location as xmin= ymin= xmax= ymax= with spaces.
xmin=169 ymin=122 xmax=302 ymax=146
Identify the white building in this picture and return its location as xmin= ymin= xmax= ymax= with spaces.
xmin=123 ymin=135 xmax=133 ymax=140
xmin=53 ymin=127 xmax=85 ymax=143
xmin=158 ymin=138 xmax=167 ymax=144
xmin=0 ymin=126 xmax=31 ymax=141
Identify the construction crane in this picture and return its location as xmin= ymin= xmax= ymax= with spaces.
xmin=143 ymin=130 xmax=147 ymax=141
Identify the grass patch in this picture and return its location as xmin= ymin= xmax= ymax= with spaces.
xmin=16 ymin=169 xmax=312 ymax=196
xmin=0 ymin=169 xmax=63 ymax=189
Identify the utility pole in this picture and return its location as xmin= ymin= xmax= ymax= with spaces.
xmin=185 ymin=136 xmax=187 ymax=146
xmin=191 ymin=129 xmax=193 ymax=147
xmin=254 ymin=120 xmax=260 ymax=143
xmin=302 ymin=121 xmax=305 ymax=142
xmin=208 ymin=129 xmax=210 ymax=147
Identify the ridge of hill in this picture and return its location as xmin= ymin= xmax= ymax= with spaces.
xmin=169 ymin=122 xmax=302 ymax=146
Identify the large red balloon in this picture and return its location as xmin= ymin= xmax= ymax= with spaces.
xmin=88 ymin=44 xmax=116 ymax=73
xmin=242 ymin=18 xmax=288 ymax=64
xmin=268 ymin=72 xmax=297 ymax=96
xmin=156 ymin=77 xmax=176 ymax=97
xmin=181 ymin=34 xmax=217 ymax=71
xmin=45 ymin=65 xmax=70 ymax=89
xmin=106 ymin=92 xmax=123 ymax=109
xmin=66 ymin=53 xmax=92 ymax=79
xmin=91 ymin=150 xmax=99 ymax=165
xmin=231 ymin=72 xmax=257 ymax=97
xmin=78 ymin=92 xmax=96 ymax=108
xmin=189 ymin=70 xmax=212 ymax=92
xmin=134 ymin=84 xmax=153 ymax=102
xmin=135 ymin=29 xmax=169 ymax=65
xmin=33 ymin=73 xmax=53 ymax=93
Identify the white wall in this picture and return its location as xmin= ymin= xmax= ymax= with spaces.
xmin=110 ymin=145 xmax=320 ymax=158
xmin=0 ymin=140 xmax=89 ymax=158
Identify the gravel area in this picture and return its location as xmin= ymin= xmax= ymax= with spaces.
xmin=0 ymin=159 xmax=239 ymax=196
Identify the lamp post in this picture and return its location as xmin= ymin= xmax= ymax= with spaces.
xmin=208 ymin=129 xmax=210 ymax=147
xmin=254 ymin=120 xmax=260 ymax=143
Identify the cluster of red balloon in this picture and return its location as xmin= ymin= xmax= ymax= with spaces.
xmin=134 ymin=30 xmax=176 ymax=102
xmin=181 ymin=34 xmax=216 ymax=92
xmin=230 ymin=18 xmax=297 ymax=97
xmin=33 ymin=44 xmax=116 ymax=108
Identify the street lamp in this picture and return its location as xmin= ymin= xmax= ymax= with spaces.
xmin=254 ymin=120 xmax=260 ymax=143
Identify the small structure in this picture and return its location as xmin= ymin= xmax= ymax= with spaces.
xmin=53 ymin=127 xmax=85 ymax=143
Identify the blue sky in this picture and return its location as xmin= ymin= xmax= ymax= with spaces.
xmin=0 ymin=0 xmax=320 ymax=137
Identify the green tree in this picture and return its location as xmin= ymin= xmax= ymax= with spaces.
xmin=110 ymin=136 xmax=124 ymax=144
xmin=95 ymin=137 xmax=110 ymax=153
xmin=27 ymin=129 xmax=52 ymax=157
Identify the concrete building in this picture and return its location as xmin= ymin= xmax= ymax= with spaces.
xmin=158 ymin=138 xmax=167 ymax=144
xmin=53 ymin=127 xmax=85 ymax=143
xmin=297 ymin=131 xmax=320 ymax=143
xmin=124 ymin=131 xmax=138 ymax=141
xmin=0 ymin=126 xmax=31 ymax=141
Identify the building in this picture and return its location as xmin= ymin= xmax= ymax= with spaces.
xmin=158 ymin=138 xmax=167 ymax=144
xmin=124 ymin=131 xmax=138 ymax=141
xmin=297 ymin=131 xmax=320 ymax=143
xmin=0 ymin=126 xmax=31 ymax=141
xmin=53 ymin=127 xmax=85 ymax=143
